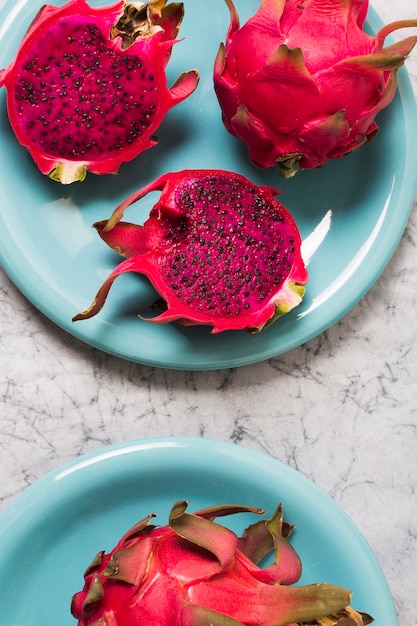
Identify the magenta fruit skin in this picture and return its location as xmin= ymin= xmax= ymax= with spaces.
xmin=213 ymin=0 xmax=417 ymax=178
xmin=71 ymin=501 xmax=369 ymax=626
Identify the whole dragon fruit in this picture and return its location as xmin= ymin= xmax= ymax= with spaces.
xmin=72 ymin=169 xmax=308 ymax=333
xmin=213 ymin=0 xmax=417 ymax=177
xmin=0 ymin=0 xmax=199 ymax=184
xmin=71 ymin=500 xmax=373 ymax=626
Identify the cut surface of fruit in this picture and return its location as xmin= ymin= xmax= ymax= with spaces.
xmin=0 ymin=0 xmax=199 ymax=183
xmin=73 ymin=169 xmax=308 ymax=333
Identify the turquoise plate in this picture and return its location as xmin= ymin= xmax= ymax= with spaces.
xmin=0 ymin=1 xmax=416 ymax=369
xmin=0 ymin=437 xmax=398 ymax=625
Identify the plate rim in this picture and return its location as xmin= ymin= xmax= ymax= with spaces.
xmin=0 ymin=436 xmax=398 ymax=625
xmin=0 ymin=3 xmax=416 ymax=370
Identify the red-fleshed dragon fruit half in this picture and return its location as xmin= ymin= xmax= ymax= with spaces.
xmin=72 ymin=169 xmax=308 ymax=333
xmin=213 ymin=0 xmax=417 ymax=178
xmin=0 ymin=0 xmax=199 ymax=184
xmin=71 ymin=500 xmax=373 ymax=626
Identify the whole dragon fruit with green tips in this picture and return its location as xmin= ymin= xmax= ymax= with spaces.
xmin=71 ymin=500 xmax=373 ymax=626
xmin=213 ymin=0 xmax=417 ymax=178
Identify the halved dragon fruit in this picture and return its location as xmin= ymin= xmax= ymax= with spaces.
xmin=0 ymin=0 xmax=199 ymax=184
xmin=71 ymin=500 xmax=373 ymax=626
xmin=72 ymin=169 xmax=308 ymax=333
xmin=213 ymin=0 xmax=417 ymax=177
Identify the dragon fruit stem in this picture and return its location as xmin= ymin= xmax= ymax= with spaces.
xmin=72 ymin=257 xmax=139 ymax=321
xmin=103 ymin=172 xmax=172 ymax=232
xmin=169 ymin=500 xmax=238 ymax=570
xmin=374 ymin=19 xmax=417 ymax=51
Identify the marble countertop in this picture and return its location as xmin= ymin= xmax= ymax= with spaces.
xmin=1 ymin=1 xmax=416 ymax=624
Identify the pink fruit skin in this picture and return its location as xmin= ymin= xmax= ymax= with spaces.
xmin=71 ymin=530 xmax=303 ymax=625
xmin=213 ymin=0 xmax=417 ymax=177
xmin=72 ymin=169 xmax=308 ymax=334
xmin=0 ymin=0 xmax=199 ymax=183
xmin=70 ymin=502 xmax=363 ymax=626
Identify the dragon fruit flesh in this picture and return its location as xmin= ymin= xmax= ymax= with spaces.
xmin=0 ymin=0 xmax=199 ymax=184
xmin=213 ymin=0 xmax=417 ymax=178
xmin=72 ymin=169 xmax=308 ymax=333
xmin=71 ymin=500 xmax=373 ymax=626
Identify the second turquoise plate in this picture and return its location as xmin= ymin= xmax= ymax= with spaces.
xmin=0 ymin=438 xmax=398 ymax=625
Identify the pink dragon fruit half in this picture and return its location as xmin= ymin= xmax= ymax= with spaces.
xmin=71 ymin=500 xmax=373 ymax=626
xmin=0 ymin=0 xmax=199 ymax=184
xmin=213 ymin=0 xmax=417 ymax=177
xmin=72 ymin=169 xmax=308 ymax=333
